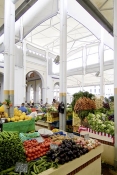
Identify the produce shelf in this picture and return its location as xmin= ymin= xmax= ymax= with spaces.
xmin=39 ymin=145 xmax=103 ymax=175
xmin=80 ymin=130 xmax=114 ymax=165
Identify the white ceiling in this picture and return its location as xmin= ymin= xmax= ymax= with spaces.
xmin=90 ymin=0 xmax=113 ymax=26
xmin=25 ymin=14 xmax=98 ymax=55
xmin=0 ymin=0 xmax=25 ymax=28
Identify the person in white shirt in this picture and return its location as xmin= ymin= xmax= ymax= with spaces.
xmin=29 ymin=109 xmax=39 ymax=119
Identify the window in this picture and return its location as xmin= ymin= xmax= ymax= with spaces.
xmin=94 ymin=89 xmax=96 ymax=93
xmin=90 ymin=89 xmax=92 ymax=93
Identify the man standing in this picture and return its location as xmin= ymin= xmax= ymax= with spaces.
xmin=19 ymin=103 xmax=27 ymax=113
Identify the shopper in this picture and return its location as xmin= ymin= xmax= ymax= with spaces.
xmin=19 ymin=103 xmax=27 ymax=113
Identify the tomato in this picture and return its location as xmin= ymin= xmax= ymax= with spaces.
xmin=26 ymin=157 xmax=30 ymax=162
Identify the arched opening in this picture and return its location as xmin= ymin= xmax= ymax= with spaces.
xmin=26 ymin=71 xmax=44 ymax=103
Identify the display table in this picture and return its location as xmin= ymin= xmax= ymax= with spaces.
xmin=35 ymin=120 xmax=51 ymax=130
xmin=80 ymin=131 xmax=114 ymax=165
xmin=39 ymin=145 xmax=103 ymax=175
xmin=2 ymin=119 xmax=35 ymax=133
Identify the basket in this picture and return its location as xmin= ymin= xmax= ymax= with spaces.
xmin=47 ymin=112 xmax=59 ymax=123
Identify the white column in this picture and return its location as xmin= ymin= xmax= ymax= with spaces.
xmin=4 ymin=0 xmax=15 ymax=116
xmin=59 ymin=0 xmax=67 ymax=130
xmin=23 ymin=40 xmax=26 ymax=103
xmin=9 ymin=1 xmax=15 ymax=116
xmin=114 ymin=0 xmax=117 ymax=169
xmin=82 ymin=46 xmax=86 ymax=91
xmin=4 ymin=0 xmax=11 ymax=103
xmin=99 ymin=27 xmax=104 ymax=97
xmin=46 ymin=51 xmax=48 ymax=103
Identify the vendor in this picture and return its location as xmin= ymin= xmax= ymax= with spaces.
xmin=19 ymin=103 xmax=27 ymax=113
xmin=29 ymin=109 xmax=39 ymax=118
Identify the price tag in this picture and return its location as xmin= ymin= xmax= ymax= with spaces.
xmin=50 ymin=143 xmax=58 ymax=150
xmin=84 ymin=134 xmax=89 ymax=140
xmin=67 ymin=133 xmax=74 ymax=138
xmin=15 ymin=162 xmax=28 ymax=174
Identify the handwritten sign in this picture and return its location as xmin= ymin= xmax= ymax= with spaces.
xmin=67 ymin=133 xmax=74 ymax=138
xmin=15 ymin=162 xmax=28 ymax=174
xmin=84 ymin=134 xmax=89 ymax=140
xmin=50 ymin=143 xmax=58 ymax=150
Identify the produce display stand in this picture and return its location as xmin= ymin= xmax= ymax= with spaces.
xmin=2 ymin=118 xmax=35 ymax=133
xmin=35 ymin=120 xmax=51 ymax=130
xmin=80 ymin=130 xmax=114 ymax=165
xmin=39 ymin=145 xmax=103 ymax=175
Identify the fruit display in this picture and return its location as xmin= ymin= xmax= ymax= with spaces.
xmin=6 ymin=108 xmax=32 ymax=122
xmin=0 ymin=131 xmax=26 ymax=171
xmin=23 ymin=138 xmax=51 ymax=161
xmin=87 ymin=112 xmax=114 ymax=135
xmin=52 ymin=128 xmax=59 ymax=133
xmin=0 ymin=105 xmax=5 ymax=113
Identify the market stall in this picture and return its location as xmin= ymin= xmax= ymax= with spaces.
xmin=0 ymin=130 xmax=103 ymax=175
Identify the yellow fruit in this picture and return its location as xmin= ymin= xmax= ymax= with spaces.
xmin=19 ymin=120 xmax=23 ymax=121
xmin=22 ymin=112 xmax=26 ymax=115
xmin=10 ymin=117 xmax=15 ymax=122
xmin=0 ymin=105 xmax=5 ymax=112
xmin=24 ymin=116 xmax=28 ymax=120
xmin=7 ymin=118 xmax=11 ymax=122
xmin=27 ymin=116 xmax=32 ymax=120
xmin=4 ymin=112 xmax=8 ymax=118
xmin=14 ymin=116 xmax=20 ymax=121
xmin=20 ymin=115 xmax=25 ymax=120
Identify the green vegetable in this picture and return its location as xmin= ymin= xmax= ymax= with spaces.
xmin=0 ymin=132 xmax=26 ymax=172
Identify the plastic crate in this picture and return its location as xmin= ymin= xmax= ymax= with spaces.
xmin=72 ymin=116 xmax=81 ymax=126
xmin=47 ymin=112 xmax=59 ymax=123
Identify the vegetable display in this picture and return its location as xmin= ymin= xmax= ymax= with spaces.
xmin=48 ymin=106 xmax=58 ymax=113
xmin=0 ymin=157 xmax=58 ymax=175
xmin=71 ymin=91 xmax=95 ymax=110
xmin=87 ymin=113 xmax=115 ymax=135
xmin=46 ymin=139 xmax=89 ymax=165
xmin=0 ymin=131 xmax=26 ymax=171
xmin=23 ymin=138 xmax=51 ymax=161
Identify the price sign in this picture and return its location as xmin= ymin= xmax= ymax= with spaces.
xmin=50 ymin=143 xmax=58 ymax=150
xmin=15 ymin=162 xmax=28 ymax=174
xmin=84 ymin=134 xmax=89 ymax=140
xmin=67 ymin=133 xmax=74 ymax=138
